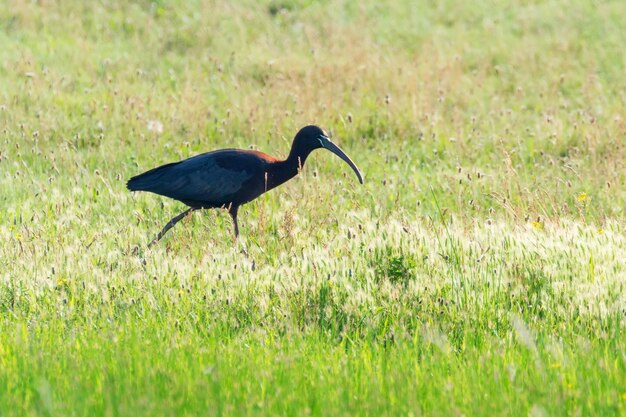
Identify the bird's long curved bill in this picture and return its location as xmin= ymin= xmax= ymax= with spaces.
xmin=322 ymin=139 xmax=364 ymax=184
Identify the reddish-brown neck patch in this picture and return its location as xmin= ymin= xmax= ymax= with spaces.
xmin=248 ymin=150 xmax=280 ymax=163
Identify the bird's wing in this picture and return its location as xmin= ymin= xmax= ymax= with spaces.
xmin=129 ymin=150 xmax=265 ymax=205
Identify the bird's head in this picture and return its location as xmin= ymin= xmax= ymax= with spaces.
xmin=292 ymin=125 xmax=363 ymax=184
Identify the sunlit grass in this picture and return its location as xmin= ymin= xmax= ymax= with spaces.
xmin=1 ymin=0 xmax=625 ymax=416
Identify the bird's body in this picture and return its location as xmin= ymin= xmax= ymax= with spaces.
xmin=128 ymin=149 xmax=280 ymax=209
xmin=128 ymin=125 xmax=363 ymax=245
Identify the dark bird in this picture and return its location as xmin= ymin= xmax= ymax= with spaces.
xmin=127 ymin=125 xmax=363 ymax=246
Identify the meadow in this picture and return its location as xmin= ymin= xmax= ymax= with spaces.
xmin=1 ymin=0 xmax=625 ymax=415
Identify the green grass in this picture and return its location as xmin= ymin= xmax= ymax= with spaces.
xmin=1 ymin=0 xmax=625 ymax=415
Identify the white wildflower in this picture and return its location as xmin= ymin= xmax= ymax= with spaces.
xmin=147 ymin=119 xmax=164 ymax=134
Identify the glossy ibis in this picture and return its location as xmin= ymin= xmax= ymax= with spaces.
xmin=127 ymin=125 xmax=363 ymax=246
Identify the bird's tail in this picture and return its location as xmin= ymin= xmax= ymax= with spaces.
xmin=126 ymin=162 xmax=179 ymax=192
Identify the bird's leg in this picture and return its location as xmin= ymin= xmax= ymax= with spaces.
xmin=228 ymin=205 xmax=240 ymax=237
xmin=148 ymin=207 xmax=195 ymax=248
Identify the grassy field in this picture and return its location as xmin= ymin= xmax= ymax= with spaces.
xmin=1 ymin=0 xmax=625 ymax=415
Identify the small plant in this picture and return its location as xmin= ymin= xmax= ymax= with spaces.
xmin=372 ymin=247 xmax=417 ymax=284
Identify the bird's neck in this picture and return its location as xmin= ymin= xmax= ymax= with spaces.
xmin=267 ymin=148 xmax=312 ymax=190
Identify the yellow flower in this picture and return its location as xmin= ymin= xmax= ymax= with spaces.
xmin=577 ymin=192 xmax=589 ymax=202
xmin=532 ymin=221 xmax=543 ymax=230
xmin=15 ymin=232 xmax=22 ymax=241
xmin=597 ymin=227 xmax=604 ymax=234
